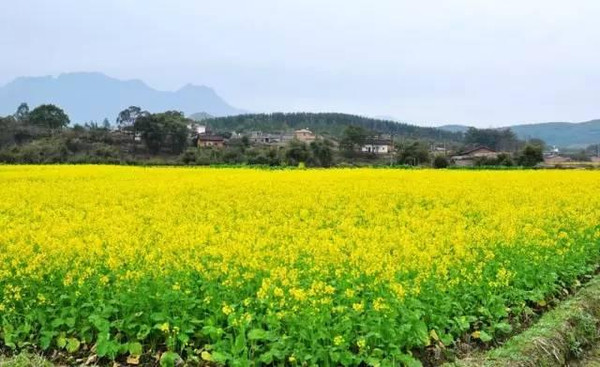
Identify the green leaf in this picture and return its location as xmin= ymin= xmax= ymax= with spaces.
xmin=211 ymin=351 xmax=229 ymax=364
xmin=160 ymin=351 xmax=180 ymax=367
xmin=259 ymin=351 xmax=274 ymax=364
xmin=248 ymin=328 xmax=269 ymax=341
xmin=494 ymin=322 xmax=512 ymax=334
xmin=128 ymin=342 xmax=143 ymax=356
xmin=56 ymin=335 xmax=67 ymax=349
xmin=40 ymin=331 xmax=54 ymax=350
xmin=51 ymin=319 xmax=66 ymax=328
xmin=439 ymin=332 xmax=454 ymax=346
xmin=66 ymin=338 xmax=81 ymax=353
xmin=479 ymin=330 xmax=493 ymax=342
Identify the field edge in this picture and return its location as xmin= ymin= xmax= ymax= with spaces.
xmin=448 ymin=274 xmax=600 ymax=367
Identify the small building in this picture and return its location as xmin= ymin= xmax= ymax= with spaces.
xmin=197 ymin=134 xmax=225 ymax=148
xmin=188 ymin=124 xmax=206 ymax=135
xmin=248 ymin=131 xmax=283 ymax=145
xmin=294 ymin=128 xmax=316 ymax=143
xmin=451 ymin=146 xmax=499 ymax=166
xmin=361 ymin=139 xmax=394 ymax=154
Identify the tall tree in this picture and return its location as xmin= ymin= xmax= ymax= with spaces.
xmin=310 ymin=139 xmax=334 ymax=167
xmin=14 ymin=103 xmax=30 ymax=123
xmin=340 ymin=125 xmax=368 ymax=155
xmin=395 ymin=140 xmax=431 ymax=165
xmin=518 ymin=144 xmax=544 ymax=167
xmin=28 ymin=104 xmax=70 ymax=130
xmin=116 ymin=106 xmax=147 ymax=131
xmin=285 ymin=139 xmax=309 ymax=166
xmin=464 ymin=127 xmax=521 ymax=152
xmin=134 ymin=111 xmax=190 ymax=154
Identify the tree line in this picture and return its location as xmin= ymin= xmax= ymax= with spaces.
xmin=0 ymin=102 xmax=552 ymax=167
xmin=203 ymin=112 xmax=464 ymax=142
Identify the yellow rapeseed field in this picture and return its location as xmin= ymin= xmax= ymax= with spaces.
xmin=0 ymin=166 xmax=599 ymax=366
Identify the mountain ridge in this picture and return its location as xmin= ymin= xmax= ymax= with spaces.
xmin=0 ymin=72 xmax=244 ymax=123
xmin=438 ymin=120 xmax=600 ymax=148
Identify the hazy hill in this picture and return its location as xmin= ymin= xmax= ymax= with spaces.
xmin=509 ymin=120 xmax=600 ymax=148
xmin=205 ymin=113 xmax=463 ymax=142
xmin=189 ymin=112 xmax=214 ymax=121
xmin=439 ymin=120 xmax=600 ymax=148
xmin=0 ymin=72 xmax=243 ymax=124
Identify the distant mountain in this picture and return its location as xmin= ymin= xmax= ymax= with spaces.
xmin=0 ymin=72 xmax=244 ymax=124
xmin=438 ymin=120 xmax=600 ymax=148
xmin=189 ymin=112 xmax=214 ymax=121
xmin=509 ymin=120 xmax=600 ymax=148
xmin=205 ymin=113 xmax=463 ymax=142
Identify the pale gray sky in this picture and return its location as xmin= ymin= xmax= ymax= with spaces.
xmin=1 ymin=0 xmax=600 ymax=126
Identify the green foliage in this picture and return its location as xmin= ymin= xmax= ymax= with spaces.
xmin=569 ymin=150 xmax=591 ymax=162
xmin=134 ymin=111 xmax=190 ymax=154
xmin=464 ymin=127 xmax=521 ymax=152
xmin=284 ymin=139 xmax=309 ymax=166
xmin=204 ymin=112 xmax=463 ymax=142
xmin=340 ymin=125 xmax=369 ymax=155
xmin=14 ymin=103 xmax=30 ymax=123
xmin=432 ymin=155 xmax=449 ymax=168
xmin=518 ymin=145 xmax=544 ymax=167
xmin=116 ymin=106 xmax=147 ymax=131
xmin=309 ymin=139 xmax=334 ymax=167
xmin=28 ymin=104 xmax=70 ymax=130
xmin=395 ymin=140 xmax=430 ymax=165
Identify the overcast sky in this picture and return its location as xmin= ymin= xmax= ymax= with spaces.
xmin=1 ymin=0 xmax=600 ymax=126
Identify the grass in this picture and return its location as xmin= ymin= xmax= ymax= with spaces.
xmin=449 ymin=275 xmax=600 ymax=367
xmin=0 ymin=354 xmax=52 ymax=367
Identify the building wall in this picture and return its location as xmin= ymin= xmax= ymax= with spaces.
xmin=361 ymin=144 xmax=390 ymax=154
xmin=294 ymin=130 xmax=316 ymax=142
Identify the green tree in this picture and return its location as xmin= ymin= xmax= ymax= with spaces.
xmin=309 ymin=139 xmax=334 ymax=167
xmin=395 ymin=140 xmax=430 ymax=165
xmin=285 ymin=139 xmax=309 ymax=166
xmin=570 ymin=150 xmax=591 ymax=162
xmin=29 ymin=104 xmax=70 ymax=130
xmin=496 ymin=153 xmax=514 ymax=166
xmin=432 ymin=155 xmax=449 ymax=168
xmin=161 ymin=111 xmax=190 ymax=154
xmin=0 ymin=116 xmax=17 ymax=148
xmin=464 ymin=127 xmax=520 ymax=152
xmin=134 ymin=111 xmax=190 ymax=154
xmin=14 ymin=103 xmax=30 ymax=123
xmin=518 ymin=144 xmax=543 ymax=167
xmin=340 ymin=125 xmax=368 ymax=156
xmin=116 ymin=106 xmax=147 ymax=131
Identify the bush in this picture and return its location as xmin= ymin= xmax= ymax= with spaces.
xmin=432 ymin=155 xmax=449 ymax=168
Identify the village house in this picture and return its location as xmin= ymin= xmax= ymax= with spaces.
xmin=294 ymin=128 xmax=316 ymax=143
xmin=430 ymin=146 xmax=449 ymax=155
xmin=248 ymin=131 xmax=285 ymax=145
xmin=197 ymin=134 xmax=225 ymax=148
xmin=361 ymin=138 xmax=394 ymax=154
xmin=451 ymin=146 xmax=499 ymax=166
